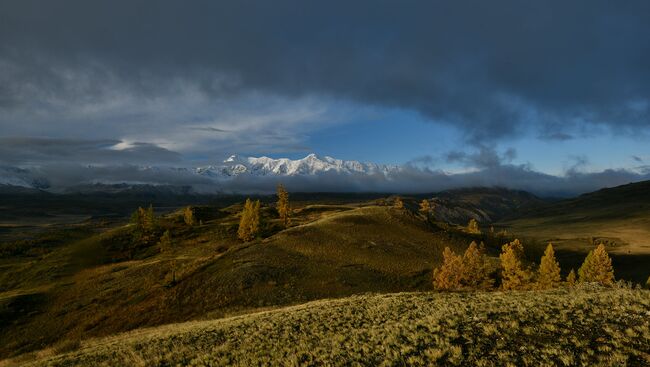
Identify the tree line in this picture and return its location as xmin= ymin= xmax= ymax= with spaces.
xmin=433 ymin=239 xmax=617 ymax=291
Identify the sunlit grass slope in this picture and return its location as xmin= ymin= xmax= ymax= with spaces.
xmin=27 ymin=286 xmax=650 ymax=367
xmin=0 ymin=205 xmax=476 ymax=359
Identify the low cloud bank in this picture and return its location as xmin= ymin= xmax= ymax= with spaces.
xmin=3 ymin=163 xmax=648 ymax=198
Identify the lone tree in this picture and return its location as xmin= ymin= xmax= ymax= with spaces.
xmin=276 ymin=184 xmax=291 ymax=228
xmin=433 ymin=247 xmax=463 ymax=290
xmin=537 ymin=243 xmax=562 ymax=289
xmin=183 ymin=206 xmax=196 ymax=226
xmin=394 ymin=196 xmax=404 ymax=209
xmin=566 ymin=269 xmax=577 ymax=287
xmin=461 ymin=241 xmax=493 ymax=289
xmin=578 ymin=243 xmax=614 ymax=285
xmin=238 ymin=198 xmax=261 ymax=242
xmin=158 ymin=230 xmax=174 ymax=253
xmin=467 ymin=218 xmax=480 ymax=234
xmin=131 ymin=205 xmax=157 ymax=243
xmin=499 ymin=239 xmax=531 ymax=290
xmin=158 ymin=230 xmax=177 ymax=285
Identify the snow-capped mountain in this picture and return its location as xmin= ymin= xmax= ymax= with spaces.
xmin=0 ymin=154 xmax=400 ymax=191
xmin=196 ymin=154 xmax=398 ymax=178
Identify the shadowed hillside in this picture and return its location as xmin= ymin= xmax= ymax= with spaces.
xmin=501 ymin=180 xmax=650 ymax=282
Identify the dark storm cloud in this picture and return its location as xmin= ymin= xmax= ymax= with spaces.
xmin=1 ymin=0 xmax=649 ymax=142
xmin=0 ymin=137 xmax=182 ymax=165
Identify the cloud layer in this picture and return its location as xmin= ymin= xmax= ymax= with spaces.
xmin=1 ymin=0 xmax=649 ymax=146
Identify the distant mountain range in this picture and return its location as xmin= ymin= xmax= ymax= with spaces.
xmin=0 ymin=154 xmax=400 ymax=192
xmin=197 ymin=154 xmax=398 ymax=178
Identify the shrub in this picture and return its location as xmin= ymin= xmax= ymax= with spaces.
xmin=433 ymin=247 xmax=463 ymax=290
xmin=53 ymin=339 xmax=81 ymax=354
xmin=393 ymin=197 xmax=404 ymax=209
xmin=578 ymin=243 xmax=614 ymax=286
xmin=467 ymin=218 xmax=480 ymax=234
xmin=537 ymin=243 xmax=562 ymax=289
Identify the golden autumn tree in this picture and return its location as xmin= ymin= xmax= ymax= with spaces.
xmin=394 ymin=196 xmax=404 ymax=209
xmin=537 ymin=243 xmax=562 ymax=289
xmin=158 ymin=230 xmax=177 ymax=284
xmin=467 ymin=218 xmax=480 ymax=234
xmin=183 ymin=206 xmax=196 ymax=226
xmin=461 ymin=241 xmax=493 ymax=289
xmin=566 ymin=269 xmax=576 ymax=287
xmin=419 ymin=199 xmax=430 ymax=213
xmin=130 ymin=205 xmax=157 ymax=243
xmin=433 ymin=247 xmax=463 ymax=291
xmin=276 ymin=184 xmax=291 ymax=228
xmin=578 ymin=243 xmax=614 ymax=285
xmin=238 ymin=199 xmax=261 ymax=242
xmin=499 ymin=239 xmax=531 ymax=290
xmin=158 ymin=230 xmax=173 ymax=253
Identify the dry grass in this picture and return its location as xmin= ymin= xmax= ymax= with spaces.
xmin=22 ymin=285 xmax=650 ymax=366
xmin=0 ymin=204 xmax=475 ymax=359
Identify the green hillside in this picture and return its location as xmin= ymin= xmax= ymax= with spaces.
xmin=21 ymin=286 xmax=650 ymax=366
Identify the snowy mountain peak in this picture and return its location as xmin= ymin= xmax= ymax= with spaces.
xmin=199 ymin=154 xmax=398 ymax=178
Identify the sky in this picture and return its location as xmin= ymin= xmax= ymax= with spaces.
xmin=1 ymin=1 xmax=649 ymax=194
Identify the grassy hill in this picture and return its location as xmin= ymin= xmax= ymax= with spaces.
xmin=0 ymin=202 xmax=481 ymax=359
xmin=18 ymin=286 xmax=650 ymax=366
xmin=501 ymin=180 xmax=650 ymax=282
xmin=2 ymin=185 xmax=648 ymax=362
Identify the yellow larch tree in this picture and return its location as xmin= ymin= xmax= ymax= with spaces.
xmin=276 ymin=184 xmax=291 ymax=228
xmin=537 ymin=243 xmax=562 ymax=289
xmin=394 ymin=196 xmax=404 ymax=209
xmin=499 ymin=240 xmax=531 ymax=290
xmin=467 ymin=218 xmax=480 ymax=234
xmin=238 ymin=199 xmax=261 ymax=242
xmin=419 ymin=199 xmax=430 ymax=213
xmin=183 ymin=206 xmax=196 ymax=226
xmin=578 ymin=243 xmax=614 ymax=285
xmin=433 ymin=247 xmax=463 ymax=291
xmin=566 ymin=269 xmax=576 ymax=287
xmin=461 ymin=241 xmax=493 ymax=289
